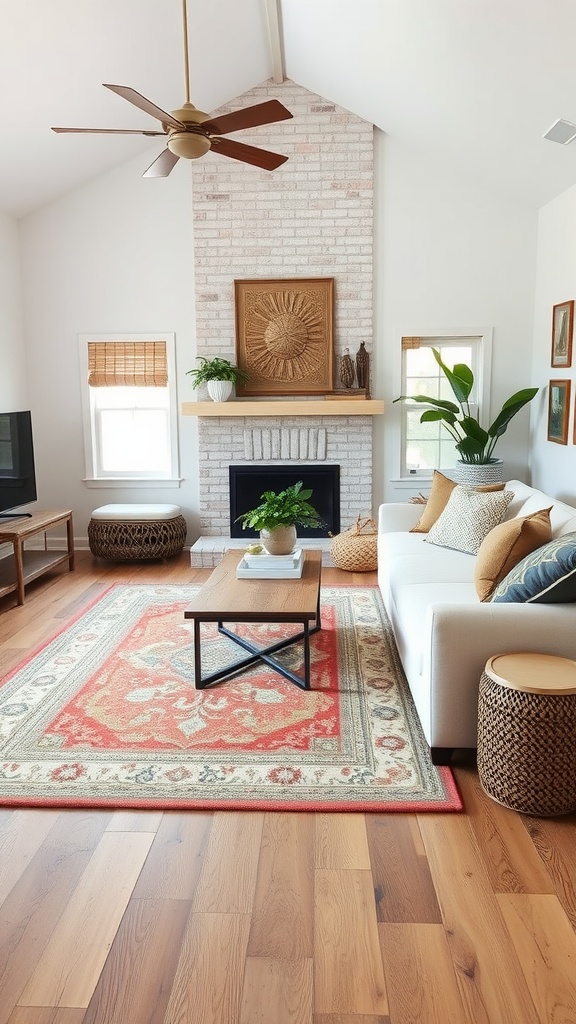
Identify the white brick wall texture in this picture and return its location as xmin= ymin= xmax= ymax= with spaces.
xmin=190 ymin=79 xmax=374 ymax=538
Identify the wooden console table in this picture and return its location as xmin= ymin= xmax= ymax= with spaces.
xmin=0 ymin=509 xmax=75 ymax=605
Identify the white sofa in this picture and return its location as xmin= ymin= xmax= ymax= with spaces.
xmin=377 ymin=479 xmax=576 ymax=763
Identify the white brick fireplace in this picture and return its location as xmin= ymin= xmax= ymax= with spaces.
xmin=186 ymin=78 xmax=376 ymax=565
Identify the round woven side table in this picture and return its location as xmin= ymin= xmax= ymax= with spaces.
xmin=477 ymin=652 xmax=576 ymax=816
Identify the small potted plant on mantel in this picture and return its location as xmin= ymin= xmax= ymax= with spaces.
xmin=394 ymin=348 xmax=538 ymax=485
xmin=236 ymin=481 xmax=322 ymax=555
xmin=186 ymin=356 xmax=249 ymax=402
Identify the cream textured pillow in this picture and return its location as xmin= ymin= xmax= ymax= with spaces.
xmin=474 ymin=507 xmax=552 ymax=602
xmin=425 ymin=486 xmax=514 ymax=554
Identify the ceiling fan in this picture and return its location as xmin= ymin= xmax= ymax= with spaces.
xmin=51 ymin=0 xmax=293 ymax=176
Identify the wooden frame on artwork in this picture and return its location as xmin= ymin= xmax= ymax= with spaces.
xmin=551 ymin=300 xmax=574 ymax=368
xmin=547 ymin=379 xmax=571 ymax=444
xmin=234 ymin=277 xmax=334 ymax=396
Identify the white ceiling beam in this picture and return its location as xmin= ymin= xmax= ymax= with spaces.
xmin=263 ymin=0 xmax=285 ymax=84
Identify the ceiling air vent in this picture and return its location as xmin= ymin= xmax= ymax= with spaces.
xmin=543 ymin=119 xmax=576 ymax=145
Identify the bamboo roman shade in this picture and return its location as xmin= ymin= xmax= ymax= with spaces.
xmin=401 ymin=336 xmax=421 ymax=350
xmin=87 ymin=341 xmax=168 ymax=387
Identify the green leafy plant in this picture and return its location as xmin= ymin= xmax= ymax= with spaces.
xmin=186 ymin=356 xmax=249 ymax=387
xmin=394 ymin=349 xmax=538 ymax=465
xmin=236 ymin=481 xmax=322 ymax=532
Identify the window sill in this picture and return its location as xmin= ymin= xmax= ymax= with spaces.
xmin=83 ymin=478 xmax=182 ymax=489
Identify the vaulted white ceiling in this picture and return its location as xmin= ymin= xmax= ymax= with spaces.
xmin=2 ymin=0 xmax=576 ymax=219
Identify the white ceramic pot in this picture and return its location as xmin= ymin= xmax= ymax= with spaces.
xmin=207 ymin=379 xmax=233 ymax=402
xmin=260 ymin=524 xmax=297 ymax=555
xmin=450 ymin=459 xmax=505 ymax=486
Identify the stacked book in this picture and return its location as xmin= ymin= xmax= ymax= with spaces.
xmin=236 ymin=547 xmax=304 ymax=579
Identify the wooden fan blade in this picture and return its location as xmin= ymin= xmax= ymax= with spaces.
xmin=103 ymin=84 xmax=185 ymax=130
xmin=143 ymin=148 xmax=181 ymax=178
xmin=201 ymin=100 xmax=293 ymax=136
xmin=52 ymin=127 xmax=165 ymax=136
xmin=210 ymin=137 xmax=288 ymax=171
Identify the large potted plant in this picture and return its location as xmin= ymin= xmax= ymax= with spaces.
xmin=186 ymin=356 xmax=249 ymax=402
xmin=394 ymin=348 xmax=538 ymax=484
xmin=236 ymin=481 xmax=322 ymax=554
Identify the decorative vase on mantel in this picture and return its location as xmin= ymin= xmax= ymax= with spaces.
xmin=259 ymin=524 xmax=297 ymax=555
xmin=449 ymin=459 xmax=505 ymax=486
xmin=206 ymin=380 xmax=234 ymax=402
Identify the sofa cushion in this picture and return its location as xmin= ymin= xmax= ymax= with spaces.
xmin=474 ymin=507 xmax=552 ymax=602
xmin=425 ymin=486 xmax=513 ymax=554
xmin=491 ymin=532 xmax=576 ymax=603
xmin=410 ymin=470 xmax=505 ymax=533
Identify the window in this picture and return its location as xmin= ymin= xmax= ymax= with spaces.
xmin=79 ymin=334 xmax=180 ymax=486
xmin=398 ymin=332 xmax=491 ymax=478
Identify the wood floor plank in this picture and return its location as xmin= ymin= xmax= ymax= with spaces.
xmin=314 ymin=868 xmax=388 ymax=1016
xmin=105 ymin=810 xmax=164 ymax=832
xmin=192 ymin=810 xmax=264 ymax=914
xmin=455 ymin=767 xmax=556 ymax=894
xmin=378 ymin=923 xmax=470 ymax=1024
xmin=313 ymin=1016 xmax=390 ymax=1024
xmin=7 ymin=1009 xmax=85 ymax=1024
xmin=247 ymin=812 xmax=314 ymax=958
xmin=365 ymin=814 xmax=442 ymax=924
xmin=419 ymin=815 xmax=540 ymax=1024
xmin=18 ymin=830 xmax=155 ymax=1009
xmin=163 ymin=912 xmax=251 ymax=1024
xmin=0 ymin=810 xmax=62 ymax=904
xmin=6 ymin=1007 xmax=84 ymax=1024
xmin=314 ymin=812 xmax=371 ymax=869
xmin=82 ymin=898 xmax=191 ymax=1024
xmin=498 ymin=893 xmax=576 ymax=1022
xmin=239 ymin=956 xmax=314 ymax=1024
xmin=0 ymin=811 xmax=112 ymax=1024
xmin=132 ymin=811 xmax=212 ymax=898
xmin=524 ymin=814 xmax=576 ymax=927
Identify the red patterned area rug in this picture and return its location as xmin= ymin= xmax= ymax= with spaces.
xmin=0 ymin=584 xmax=461 ymax=811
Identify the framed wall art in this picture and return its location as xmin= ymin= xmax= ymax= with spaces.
xmin=547 ymin=379 xmax=571 ymax=444
xmin=551 ymin=300 xmax=574 ymax=368
xmin=234 ymin=277 xmax=334 ymax=396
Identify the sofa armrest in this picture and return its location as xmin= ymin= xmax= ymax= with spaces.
xmin=424 ymin=601 xmax=576 ymax=748
xmin=378 ymin=502 xmax=423 ymax=534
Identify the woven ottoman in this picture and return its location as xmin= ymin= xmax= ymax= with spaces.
xmin=88 ymin=504 xmax=187 ymax=561
xmin=477 ymin=652 xmax=576 ymax=816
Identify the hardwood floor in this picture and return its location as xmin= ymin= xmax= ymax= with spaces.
xmin=1 ymin=551 xmax=575 ymax=1024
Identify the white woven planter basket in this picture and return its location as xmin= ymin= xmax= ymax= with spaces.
xmin=449 ymin=460 xmax=505 ymax=486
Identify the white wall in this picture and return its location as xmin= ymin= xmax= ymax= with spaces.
xmin=530 ymin=183 xmax=576 ymax=503
xmin=0 ymin=210 xmax=27 ymax=410
xmin=373 ymin=133 xmax=539 ymax=503
xmin=19 ymin=151 xmax=199 ymax=545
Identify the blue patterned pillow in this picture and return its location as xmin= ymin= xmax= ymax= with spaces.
xmin=491 ymin=532 xmax=576 ymax=603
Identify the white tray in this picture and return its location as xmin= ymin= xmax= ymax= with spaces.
xmin=236 ymin=549 xmax=304 ymax=579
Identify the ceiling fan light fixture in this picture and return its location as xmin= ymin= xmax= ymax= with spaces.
xmin=168 ymin=132 xmax=211 ymax=159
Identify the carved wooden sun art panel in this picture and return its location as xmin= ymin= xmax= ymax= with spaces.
xmin=234 ymin=278 xmax=334 ymax=396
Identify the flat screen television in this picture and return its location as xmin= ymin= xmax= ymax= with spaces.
xmin=0 ymin=410 xmax=37 ymax=517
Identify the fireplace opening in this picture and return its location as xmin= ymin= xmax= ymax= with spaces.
xmin=229 ymin=464 xmax=340 ymax=539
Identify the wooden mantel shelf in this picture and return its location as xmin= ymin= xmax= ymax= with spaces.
xmin=182 ymin=399 xmax=384 ymax=417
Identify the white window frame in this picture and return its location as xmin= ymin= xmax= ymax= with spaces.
xmin=392 ymin=328 xmax=493 ymax=483
xmin=78 ymin=332 xmax=181 ymax=488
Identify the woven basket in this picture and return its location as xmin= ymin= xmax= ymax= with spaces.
xmin=477 ymin=671 xmax=576 ymax=816
xmin=88 ymin=515 xmax=187 ymax=561
xmin=330 ymin=515 xmax=378 ymax=572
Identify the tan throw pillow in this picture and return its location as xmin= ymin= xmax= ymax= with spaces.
xmin=410 ymin=471 xmax=456 ymax=533
xmin=474 ymin=507 xmax=553 ymax=602
xmin=425 ymin=486 xmax=514 ymax=554
xmin=410 ymin=470 xmax=505 ymax=533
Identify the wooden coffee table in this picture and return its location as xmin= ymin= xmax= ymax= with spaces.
xmin=184 ymin=548 xmax=322 ymax=690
